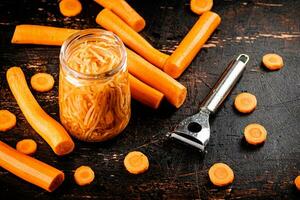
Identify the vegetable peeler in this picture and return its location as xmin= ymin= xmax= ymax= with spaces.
xmin=167 ymin=54 xmax=250 ymax=151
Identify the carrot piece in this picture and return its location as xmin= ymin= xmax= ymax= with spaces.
xmin=129 ymin=74 xmax=164 ymax=109
xmin=244 ymin=123 xmax=267 ymax=145
xmin=0 ymin=110 xmax=16 ymax=132
xmin=190 ymin=0 xmax=213 ymax=15
xmin=163 ymin=11 xmax=221 ymax=78
xmin=59 ymin=0 xmax=82 ymax=17
xmin=31 ymin=73 xmax=55 ymax=92
xmin=127 ymin=48 xmax=187 ymax=108
xmin=262 ymin=53 xmax=284 ymax=70
xmin=295 ymin=176 xmax=300 ymax=190
xmin=6 ymin=67 xmax=75 ymax=156
xmin=208 ymin=163 xmax=234 ymax=187
xmin=234 ymin=92 xmax=257 ymax=114
xmin=124 ymin=151 xmax=149 ymax=174
xmin=74 ymin=166 xmax=95 ymax=186
xmin=96 ymin=9 xmax=169 ymax=69
xmin=0 ymin=140 xmax=64 ymax=192
xmin=16 ymin=139 xmax=37 ymax=156
xmin=11 ymin=25 xmax=79 ymax=46
xmin=94 ymin=0 xmax=146 ymax=32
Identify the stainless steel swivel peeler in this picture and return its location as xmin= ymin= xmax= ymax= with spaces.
xmin=167 ymin=54 xmax=250 ymax=151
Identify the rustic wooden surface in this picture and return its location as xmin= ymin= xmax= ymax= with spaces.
xmin=0 ymin=0 xmax=299 ymax=199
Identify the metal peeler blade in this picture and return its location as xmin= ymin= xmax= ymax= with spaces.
xmin=167 ymin=54 xmax=250 ymax=151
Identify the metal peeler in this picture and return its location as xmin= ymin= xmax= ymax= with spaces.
xmin=167 ymin=54 xmax=250 ymax=151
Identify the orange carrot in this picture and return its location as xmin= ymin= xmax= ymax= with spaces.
xmin=31 ymin=73 xmax=55 ymax=92
xmin=94 ymin=0 xmax=146 ymax=32
xmin=295 ymin=175 xmax=300 ymax=190
xmin=190 ymin=0 xmax=213 ymax=15
xmin=262 ymin=53 xmax=284 ymax=71
xmin=244 ymin=123 xmax=267 ymax=145
xmin=208 ymin=163 xmax=234 ymax=187
xmin=234 ymin=92 xmax=257 ymax=114
xmin=0 ymin=110 xmax=16 ymax=132
xmin=163 ymin=11 xmax=221 ymax=78
xmin=6 ymin=67 xmax=75 ymax=156
xmin=59 ymin=0 xmax=82 ymax=17
xmin=96 ymin=9 xmax=169 ymax=69
xmin=124 ymin=151 xmax=149 ymax=174
xmin=11 ymin=25 xmax=78 ymax=46
xmin=74 ymin=166 xmax=95 ymax=186
xmin=16 ymin=139 xmax=37 ymax=156
xmin=0 ymin=140 xmax=64 ymax=192
xmin=127 ymin=48 xmax=187 ymax=108
xmin=129 ymin=74 xmax=164 ymax=109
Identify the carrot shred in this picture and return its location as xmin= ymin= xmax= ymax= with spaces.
xmin=74 ymin=166 xmax=95 ymax=186
xmin=295 ymin=175 xmax=300 ymax=190
xmin=208 ymin=163 xmax=234 ymax=187
xmin=31 ymin=73 xmax=55 ymax=92
xmin=0 ymin=110 xmax=16 ymax=132
xmin=262 ymin=53 xmax=284 ymax=70
xmin=244 ymin=123 xmax=267 ymax=145
xmin=234 ymin=92 xmax=257 ymax=114
xmin=124 ymin=151 xmax=149 ymax=174
xmin=190 ymin=0 xmax=213 ymax=15
xmin=16 ymin=139 xmax=37 ymax=156
xmin=59 ymin=0 xmax=82 ymax=17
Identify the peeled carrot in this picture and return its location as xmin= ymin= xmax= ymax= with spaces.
xmin=74 ymin=166 xmax=95 ymax=186
xmin=0 ymin=140 xmax=64 ymax=192
xmin=163 ymin=11 xmax=221 ymax=78
xmin=0 ymin=110 xmax=16 ymax=132
xmin=59 ymin=0 xmax=82 ymax=17
xmin=234 ymin=92 xmax=257 ymax=114
xmin=6 ymin=67 xmax=75 ymax=156
xmin=127 ymin=48 xmax=186 ymax=108
xmin=295 ymin=176 xmax=300 ymax=190
xmin=96 ymin=9 xmax=169 ymax=69
xmin=129 ymin=74 xmax=164 ymax=109
xmin=190 ymin=0 xmax=213 ymax=15
xmin=244 ymin=123 xmax=267 ymax=145
xmin=208 ymin=163 xmax=234 ymax=187
xmin=11 ymin=25 xmax=78 ymax=46
xmin=262 ymin=53 xmax=284 ymax=70
xmin=124 ymin=151 xmax=149 ymax=174
xmin=94 ymin=0 xmax=146 ymax=32
xmin=31 ymin=73 xmax=55 ymax=92
xmin=16 ymin=139 xmax=37 ymax=156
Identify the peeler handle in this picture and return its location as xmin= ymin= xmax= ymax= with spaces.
xmin=201 ymin=54 xmax=249 ymax=113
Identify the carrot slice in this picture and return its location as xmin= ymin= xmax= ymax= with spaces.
xmin=124 ymin=151 xmax=149 ymax=174
xmin=74 ymin=166 xmax=95 ymax=186
xmin=31 ymin=73 xmax=55 ymax=92
xmin=208 ymin=163 xmax=234 ymax=187
xmin=59 ymin=0 xmax=82 ymax=17
xmin=0 ymin=110 xmax=16 ymax=132
xmin=262 ymin=53 xmax=284 ymax=71
xmin=16 ymin=139 xmax=37 ymax=156
xmin=234 ymin=92 xmax=257 ymax=113
xmin=295 ymin=175 xmax=300 ymax=190
xmin=244 ymin=123 xmax=267 ymax=145
xmin=190 ymin=0 xmax=213 ymax=15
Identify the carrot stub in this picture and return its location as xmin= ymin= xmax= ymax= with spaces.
xmin=6 ymin=67 xmax=75 ymax=156
xmin=16 ymin=139 xmax=37 ymax=156
xmin=262 ymin=53 xmax=284 ymax=71
xmin=31 ymin=73 xmax=55 ymax=92
xmin=0 ymin=110 xmax=16 ymax=132
xmin=74 ymin=166 xmax=95 ymax=186
xmin=244 ymin=123 xmax=267 ymax=145
xmin=0 ymin=140 xmax=64 ymax=192
xmin=295 ymin=175 xmax=300 ymax=190
xmin=190 ymin=0 xmax=213 ymax=15
xmin=163 ymin=11 xmax=221 ymax=78
xmin=59 ymin=0 xmax=82 ymax=17
xmin=234 ymin=92 xmax=257 ymax=114
xmin=208 ymin=163 xmax=234 ymax=187
xmin=124 ymin=151 xmax=149 ymax=174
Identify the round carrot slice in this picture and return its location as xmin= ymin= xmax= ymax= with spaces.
xmin=234 ymin=92 xmax=257 ymax=113
xmin=262 ymin=53 xmax=284 ymax=70
xmin=295 ymin=175 xmax=300 ymax=190
xmin=244 ymin=123 xmax=267 ymax=145
xmin=74 ymin=166 xmax=95 ymax=186
xmin=30 ymin=73 xmax=55 ymax=92
xmin=59 ymin=0 xmax=82 ymax=17
xmin=190 ymin=0 xmax=213 ymax=15
xmin=208 ymin=163 xmax=234 ymax=187
xmin=16 ymin=139 xmax=37 ymax=156
xmin=0 ymin=110 xmax=16 ymax=132
xmin=124 ymin=151 xmax=149 ymax=174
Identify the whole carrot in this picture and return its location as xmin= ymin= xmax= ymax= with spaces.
xmin=163 ymin=11 xmax=221 ymax=78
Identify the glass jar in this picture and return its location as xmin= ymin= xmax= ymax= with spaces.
xmin=59 ymin=29 xmax=131 ymax=142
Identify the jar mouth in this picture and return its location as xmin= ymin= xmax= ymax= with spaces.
xmin=60 ymin=29 xmax=127 ymax=80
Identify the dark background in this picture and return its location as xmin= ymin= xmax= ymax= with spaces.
xmin=0 ymin=0 xmax=299 ymax=199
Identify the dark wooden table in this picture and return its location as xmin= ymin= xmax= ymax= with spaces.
xmin=0 ymin=0 xmax=299 ymax=199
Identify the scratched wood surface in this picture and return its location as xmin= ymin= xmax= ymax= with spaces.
xmin=0 ymin=0 xmax=299 ymax=199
